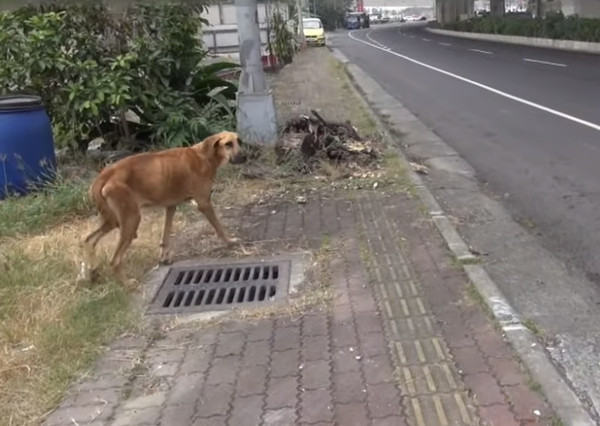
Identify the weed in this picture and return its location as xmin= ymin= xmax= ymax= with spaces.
xmin=235 ymin=236 xmax=336 ymax=320
xmin=327 ymin=58 xmax=377 ymax=136
xmin=527 ymin=377 xmax=543 ymax=393
xmin=522 ymin=318 xmax=546 ymax=340
xmin=451 ymin=255 xmax=482 ymax=267
xmin=465 ymin=283 xmax=494 ymax=319
xmin=0 ymin=175 xmax=91 ymax=239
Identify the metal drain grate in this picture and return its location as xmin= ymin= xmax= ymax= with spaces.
xmin=277 ymin=100 xmax=302 ymax=106
xmin=148 ymin=260 xmax=291 ymax=314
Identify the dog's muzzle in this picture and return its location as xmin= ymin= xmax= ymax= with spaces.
xmin=230 ymin=152 xmax=247 ymax=165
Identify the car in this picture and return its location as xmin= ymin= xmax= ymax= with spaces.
xmin=303 ymin=18 xmax=326 ymax=46
xmin=346 ymin=12 xmax=370 ymax=28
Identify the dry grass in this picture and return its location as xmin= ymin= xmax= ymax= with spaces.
xmin=327 ymin=57 xmax=378 ymax=136
xmin=236 ymin=235 xmax=336 ymax=321
xmin=0 ymin=209 xmax=165 ymax=424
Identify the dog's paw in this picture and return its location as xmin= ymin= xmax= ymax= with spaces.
xmin=76 ymin=262 xmax=99 ymax=286
xmin=158 ymin=256 xmax=173 ymax=266
xmin=226 ymin=237 xmax=241 ymax=245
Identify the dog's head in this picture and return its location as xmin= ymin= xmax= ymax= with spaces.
xmin=203 ymin=131 xmax=246 ymax=166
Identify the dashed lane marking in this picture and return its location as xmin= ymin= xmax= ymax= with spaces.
xmin=524 ymin=57 xmax=567 ymax=67
xmin=348 ymin=29 xmax=600 ymax=133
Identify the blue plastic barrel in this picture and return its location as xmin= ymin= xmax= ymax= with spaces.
xmin=0 ymin=95 xmax=57 ymax=200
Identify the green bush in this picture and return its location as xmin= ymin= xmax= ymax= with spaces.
xmin=438 ymin=11 xmax=600 ymax=42
xmin=269 ymin=10 xmax=296 ymax=65
xmin=0 ymin=1 xmax=240 ymax=152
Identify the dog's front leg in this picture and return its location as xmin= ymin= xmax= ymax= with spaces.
xmin=159 ymin=205 xmax=177 ymax=264
xmin=196 ymin=200 xmax=239 ymax=245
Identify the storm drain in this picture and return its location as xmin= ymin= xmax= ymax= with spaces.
xmin=147 ymin=260 xmax=291 ymax=314
xmin=277 ymin=100 xmax=302 ymax=106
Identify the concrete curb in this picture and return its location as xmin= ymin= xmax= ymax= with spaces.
xmin=426 ymin=27 xmax=600 ymax=55
xmin=330 ymin=46 xmax=597 ymax=426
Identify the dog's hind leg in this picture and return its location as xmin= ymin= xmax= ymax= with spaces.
xmin=104 ymin=185 xmax=141 ymax=289
xmin=81 ymin=220 xmax=117 ymax=282
xmin=159 ymin=205 xmax=177 ymax=265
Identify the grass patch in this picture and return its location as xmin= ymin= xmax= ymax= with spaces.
xmin=527 ymin=377 xmax=542 ymax=394
xmin=522 ymin=318 xmax=546 ymax=340
xmin=451 ymin=254 xmax=482 ymax=267
xmin=465 ymin=283 xmax=494 ymax=319
xmin=0 ymin=176 xmax=91 ymax=239
xmin=327 ymin=56 xmax=377 ymax=136
xmin=0 ymin=200 xmax=171 ymax=424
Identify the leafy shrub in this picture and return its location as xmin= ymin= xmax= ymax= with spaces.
xmin=269 ymin=11 xmax=296 ymax=65
xmin=438 ymin=11 xmax=600 ymax=42
xmin=0 ymin=1 xmax=240 ymax=152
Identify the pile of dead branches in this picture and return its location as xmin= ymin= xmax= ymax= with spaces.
xmin=282 ymin=110 xmax=378 ymax=164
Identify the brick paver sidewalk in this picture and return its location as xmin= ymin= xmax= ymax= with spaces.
xmin=44 ymin=48 xmax=557 ymax=426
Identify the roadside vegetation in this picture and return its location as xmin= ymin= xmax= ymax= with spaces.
xmin=433 ymin=11 xmax=600 ymax=42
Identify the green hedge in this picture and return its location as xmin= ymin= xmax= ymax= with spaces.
xmin=438 ymin=12 xmax=600 ymax=42
xmin=0 ymin=1 xmax=239 ymax=152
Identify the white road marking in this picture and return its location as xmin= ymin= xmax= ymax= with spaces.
xmin=469 ymin=48 xmax=493 ymax=55
xmin=422 ymin=38 xmax=431 ymax=42
xmin=439 ymin=42 xmax=452 ymax=46
xmin=523 ymin=58 xmax=567 ymax=67
xmin=348 ymin=30 xmax=600 ymax=133
xmin=366 ymin=31 xmax=390 ymax=50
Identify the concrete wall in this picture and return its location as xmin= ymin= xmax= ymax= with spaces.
xmin=428 ymin=26 xmax=600 ymax=52
xmin=202 ymin=2 xmax=289 ymax=53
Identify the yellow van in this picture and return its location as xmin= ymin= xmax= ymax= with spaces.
xmin=302 ymin=18 xmax=325 ymax=46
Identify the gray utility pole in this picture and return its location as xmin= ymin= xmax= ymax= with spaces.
xmin=234 ymin=0 xmax=278 ymax=146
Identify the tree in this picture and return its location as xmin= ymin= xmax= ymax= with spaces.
xmin=313 ymin=0 xmax=353 ymax=30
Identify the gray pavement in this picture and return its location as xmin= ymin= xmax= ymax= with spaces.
xmin=329 ymin=25 xmax=600 ymax=419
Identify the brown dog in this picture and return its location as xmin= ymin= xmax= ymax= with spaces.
xmin=81 ymin=131 xmax=245 ymax=286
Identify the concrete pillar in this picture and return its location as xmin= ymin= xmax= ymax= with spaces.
xmin=436 ymin=0 xmax=475 ymax=23
xmin=297 ymin=0 xmax=306 ymax=49
xmin=235 ymin=0 xmax=278 ymax=146
xmin=490 ymin=0 xmax=505 ymax=15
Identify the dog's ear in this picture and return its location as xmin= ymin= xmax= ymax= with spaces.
xmin=204 ymin=133 xmax=223 ymax=150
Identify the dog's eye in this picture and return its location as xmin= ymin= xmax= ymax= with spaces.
xmin=225 ymin=141 xmax=233 ymax=148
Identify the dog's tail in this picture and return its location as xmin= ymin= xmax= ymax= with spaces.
xmin=88 ymin=171 xmax=118 ymax=227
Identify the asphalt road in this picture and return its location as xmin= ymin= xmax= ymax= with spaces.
xmin=332 ymin=23 xmax=600 ymax=416
xmin=336 ymin=23 xmax=600 ymax=283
